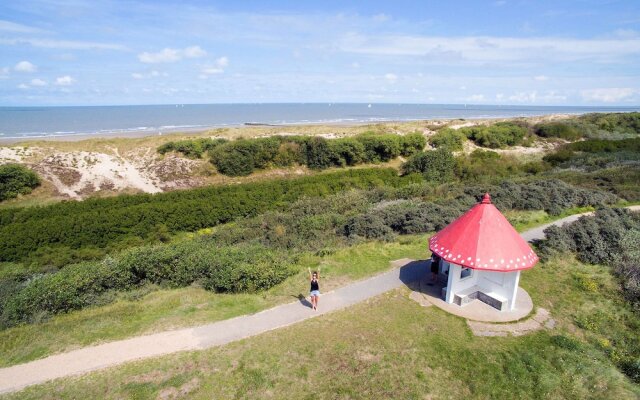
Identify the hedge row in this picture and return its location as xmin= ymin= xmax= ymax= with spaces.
xmin=0 ymin=168 xmax=417 ymax=263
xmin=0 ymin=241 xmax=293 ymax=327
xmin=0 ymin=164 xmax=40 ymax=202
xmin=157 ymin=138 xmax=228 ymax=158
xmin=207 ymin=133 xmax=427 ymax=176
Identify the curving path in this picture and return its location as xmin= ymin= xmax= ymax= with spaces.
xmin=1 ymin=206 xmax=638 ymax=394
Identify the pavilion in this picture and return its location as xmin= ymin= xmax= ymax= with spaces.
xmin=428 ymin=193 xmax=538 ymax=311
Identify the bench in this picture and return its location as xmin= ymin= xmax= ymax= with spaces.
xmin=453 ymin=286 xmax=508 ymax=311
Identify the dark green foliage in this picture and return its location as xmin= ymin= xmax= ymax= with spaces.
xmin=565 ymin=138 xmax=640 ymax=153
xmin=157 ymin=138 xmax=228 ymax=158
xmin=428 ymin=128 xmax=466 ymax=151
xmin=460 ymin=122 xmax=528 ymax=148
xmin=328 ymin=138 xmax=366 ymax=167
xmin=543 ymin=149 xmax=574 ymax=166
xmin=401 ymin=149 xmax=455 ymax=183
xmin=355 ymin=133 xmax=401 ymax=162
xmin=578 ymin=112 xmax=640 ymax=136
xmin=371 ymin=200 xmax=465 ymax=234
xmin=399 ymin=132 xmax=427 ymax=156
xmin=534 ymin=123 xmax=582 ymax=140
xmin=0 ymin=164 xmax=40 ymax=202
xmin=343 ymin=214 xmax=395 ymax=241
xmin=0 ymin=168 xmax=410 ymax=264
xmin=0 ymin=241 xmax=293 ymax=327
xmin=538 ymin=208 xmax=639 ymax=265
xmin=209 ymin=138 xmax=280 ymax=176
xmin=304 ymin=137 xmax=335 ymax=170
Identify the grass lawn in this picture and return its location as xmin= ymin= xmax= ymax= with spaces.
xmin=3 ymin=257 xmax=639 ymax=399
xmin=0 ymin=236 xmax=428 ymax=368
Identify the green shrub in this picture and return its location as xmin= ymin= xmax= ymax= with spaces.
xmin=210 ymin=140 xmax=258 ymax=176
xmin=399 ymin=132 xmax=427 ymax=156
xmin=534 ymin=123 xmax=582 ymax=140
xmin=0 ymin=168 xmax=410 ymax=264
xmin=343 ymin=214 xmax=395 ymax=241
xmin=455 ymin=150 xmax=523 ymax=182
xmin=304 ymin=137 xmax=335 ymax=170
xmin=0 ymin=164 xmax=40 ymax=202
xmin=401 ymin=149 xmax=455 ymax=183
xmin=331 ymin=138 xmax=366 ymax=166
xmin=461 ymin=122 xmax=528 ymax=148
xmin=157 ymin=138 xmax=228 ymax=158
xmin=565 ymin=138 xmax=640 ymax=153
xmin=355 ymin=133 xmax=401 ymax=162
xmin=428 ymin=129 xmax=466 ymax=151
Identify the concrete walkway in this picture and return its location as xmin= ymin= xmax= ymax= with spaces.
xmin=1 ymin=206 xmax=638 ymax=394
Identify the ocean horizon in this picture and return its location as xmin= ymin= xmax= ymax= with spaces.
xmin=1 ymin=103 xmax=639 ymax=140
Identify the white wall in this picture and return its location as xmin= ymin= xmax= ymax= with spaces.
xmin=444 ymin=264 xmax=521 ymax=310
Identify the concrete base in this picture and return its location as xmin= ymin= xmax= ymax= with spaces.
xmin=415 ymin=279 xmax=533 ymax=322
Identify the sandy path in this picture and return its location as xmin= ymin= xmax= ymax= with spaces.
xmin=1 ymin=207 xmax=638 ymax=394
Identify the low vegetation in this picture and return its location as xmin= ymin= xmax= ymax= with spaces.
xmin=0 ymin=164 xmax=40 ymax=202
xmin=0 ymin=178 xmax=617 ymax=329
xmin=159 ymin=132 xmax=426 ymax=177
xmin=0 ymin=168 xmax=414 ymax=266
xmin=458 ymin=121 xmax=529 ymax=148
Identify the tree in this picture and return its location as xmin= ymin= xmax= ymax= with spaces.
xmin=0 ymin=164 xmax=40 ymax=201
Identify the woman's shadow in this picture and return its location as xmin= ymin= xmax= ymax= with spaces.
xmin=293 ymin=294 xmax=313 ymax=309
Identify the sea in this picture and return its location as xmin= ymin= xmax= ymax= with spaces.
xmin=1 ymin=103 xmax=639 ymax=140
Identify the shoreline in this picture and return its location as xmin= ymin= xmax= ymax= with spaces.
xmin=0 ymin=112 xmax=588 ymax=145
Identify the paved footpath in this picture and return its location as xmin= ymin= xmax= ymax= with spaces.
xmin=1 ymin=206 xmax=638 ymax=394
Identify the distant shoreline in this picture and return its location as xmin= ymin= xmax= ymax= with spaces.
xmin=0 ymin=107 xmax=638 ymax=145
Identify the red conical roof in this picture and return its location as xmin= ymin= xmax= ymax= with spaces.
xmin=429 ymin=193 xmax=538 ymax=272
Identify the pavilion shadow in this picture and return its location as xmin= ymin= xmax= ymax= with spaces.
xmin=398 ymin=260 xmax=430 ymax=288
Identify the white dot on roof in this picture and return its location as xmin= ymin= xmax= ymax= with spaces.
xmin=501 ymin=259 xmax=504 ymax=264
xmin=490 ymin=259 xmax=494 ymax=263
xmin=521 ymin=262 xmax=525 ymax=266
xmin=467 ymin=257 xmax=472 ymax=261
xmin=470 ymin=262 xmax=474 ymax=265
xmin=516 ymin=258 xmax=520 ymax=262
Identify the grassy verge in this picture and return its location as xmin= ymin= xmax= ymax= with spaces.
xmin=4 ymin=257 xmax=639 ymax=399
xmin=0 ymin=236 xmax=428 ymax=368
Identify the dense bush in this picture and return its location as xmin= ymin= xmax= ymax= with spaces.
xmin=0 ymin=241 xmax=293 ymax=327
xmin=565 ymin=138 xmax=640 ymax=153
xmin=428 ymin=128 xmax=467 ymax=151
xmin=578 ymin=112 xmax=640 ymax=136
xmin=343 ymin=214 xmax=395 ymax=241
xmin=454 ymin=150 xmax=523 ymax=182
xmin=157 ymin=138 xmax=228 ymax=158
xmin=399 ymin=132 xmax=427 ymax=156
xmin=460 ymin=122 xmax=528 ymax=148
xmin=210 ymin=137 xmax=280 ymax=176
xmin=0 ymin=168 xmax=414 ymax=264
xmin=401 ymin=149 xmax=455 ymax=183
xmin=539 ymin=208 xmax=639 ymax=265
xmin=355 ymin=133 xmax=401 ymax=162
xmin=534 ymin=122 xmax=582 ymax=140
xmin=0 ymin=164 xmax=40 ymax=202
xmin=542 ymin=138 xmax=640 ymax=171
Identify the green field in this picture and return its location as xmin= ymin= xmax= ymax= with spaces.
xmin=3 ymin=256 xmax=639 ymax=400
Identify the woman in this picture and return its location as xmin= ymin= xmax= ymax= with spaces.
xmin=308 ymin=267 xmax=320 ymax=310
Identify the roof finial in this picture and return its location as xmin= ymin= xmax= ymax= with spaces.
xmin=481 ymin=193 xmax=491 ymax=204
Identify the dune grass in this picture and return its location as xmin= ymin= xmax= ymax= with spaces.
xmin=4 ymin=256 xmax=639 ymax=400
xmin=0 ymin=236 xmax=428 ymax=368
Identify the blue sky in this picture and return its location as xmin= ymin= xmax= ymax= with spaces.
xmin=1 ymin=0 xmax=639 ymax=106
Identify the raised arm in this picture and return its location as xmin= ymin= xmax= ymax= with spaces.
xmin=317 ymin=266 xmax=321 ymax=280
xmin=308 ymin=267 xmax=312 ymax=280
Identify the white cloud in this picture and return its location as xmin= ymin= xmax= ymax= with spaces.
xmin=200 ymin=56 xmax=230 ymax=76
xmin=14 ymin=61 xmax=37 ymax=73
xmin=465 ymin=94 xmax=486 ymax=102
xmin=384 ymin=73 xmax=398 ymax=82
xmin=138 ymin=45 xmax=207 ymax=63
xmin=508 ymin=90 xmax=567 ymax=103
xmin=0 ymin=20 xmax=44 ymax=33
xmin=17 ymin=83 xmax=29 ymax=90
xmin=372 ymin=13 xmax=390 ymax=22
xmin=338 ymin=33 xmax=640 ymax=64
xmin=581 ymin=88 xmax=636 ymax=103
xmin=459 ymin=85 xmax=467 ymax=90
xmin=55 ymin=75 xmax=75 ymax=86
xmin=0 ymin=67 xmax=9 ymax=78
xmin=183 ymin=45 xmax=207 ymax=58
xmin=534 ymin=75 xmax=549 ymax=81
xmin=351 ymin=62 xmax=360 ymax=69
xmin=131 ymin=70 xmax=167 ymax=79
xmin=30 ymin=78 xmax=47 ymax=86
xmin=0 ymin=38 xmax=126 ymax=51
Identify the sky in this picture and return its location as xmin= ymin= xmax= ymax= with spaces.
xmin=0 ymin=0 xmax=639 ymax=106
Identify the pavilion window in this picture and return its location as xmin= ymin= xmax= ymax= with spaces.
xmin=460 ymin=267 xmax=472 ymax=280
